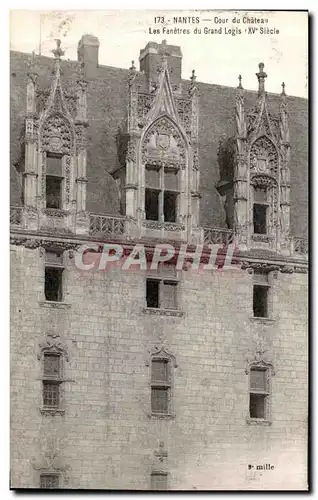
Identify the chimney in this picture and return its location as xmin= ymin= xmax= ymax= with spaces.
xmin=77 ymin=34 xmax=100 ymax=68
xmin=139 ymin=40 xmax=182 ymax=86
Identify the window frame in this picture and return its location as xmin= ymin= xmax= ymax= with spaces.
xmin=45 ymin=152 xmax=64 ymax=210
xmin=146 ymin=347 xmax=177 ymax=420
xmin=42 ymin=352 xmax=63 ymax=411
xmin=40 ymin=473 xmax=60 ymax=489
xmin=44 ymin=250 xmax=65 ymax=303
xmin=146 ymin=277 xmax=179 ymax=311
xmin=253 ymin=203 xmax=268 ymax=235
xmin=150 ymin=471 xmax=168 ymax=491
xmin=245 ymin=360 xmax=275 ymax=426
xmin=252 ymin=270 xmax=272 ymax=319
xmin=145 ymin=164 xmax=180 ymax=223
xmin=151 ymin=358 xmax=171 ymax=415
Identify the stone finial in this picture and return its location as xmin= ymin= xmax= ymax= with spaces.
xmin=27 ymin=50 xmax=38 ymax=83
xmin=190 ymin=69 xmax=197 ymax=83
xmin=256 ymin=62 xmax=267 ymax=94
xmin=129 ymin=60 xmax=136 ymax=71
xmin=159 ymin=39 xmax=171 ymax=59
xmin=237 ymin=74 xmax=243 ymax=89
xmin=281 ymin=81 xmax=286 ymax=96
xmin=52 ymin=39 xmax=65 ymax=60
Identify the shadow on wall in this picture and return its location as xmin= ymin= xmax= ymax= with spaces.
xmin=10 ymin=163 xmax=23 ymax=206
xmin=86 ymin=153 xmax=121 ymax=216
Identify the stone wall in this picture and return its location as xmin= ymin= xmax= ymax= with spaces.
xmin=10 ymin=244 xmax=307 ymax=490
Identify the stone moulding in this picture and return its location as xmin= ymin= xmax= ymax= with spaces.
xmin=39 ymin=301 xmax=71 ymax=310
xmin=246 ymin=418 xmax=272 ymax=426
xmin=147 ymin=412 xmax=176 ymax=420
xmin=37 ymin=338 xmax=69 ymax=362
xmin=40 ymin=408 xmax=66 ymax=417
xmin=146 ymin=345 xmax=178 ymax=368
xmin=142 ymin=307 xmax=183 ymax=318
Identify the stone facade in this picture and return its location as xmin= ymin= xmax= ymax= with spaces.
xmin=10 ymin=37 xmax=308 ymax=490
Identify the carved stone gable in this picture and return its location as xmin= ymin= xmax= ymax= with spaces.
xmin=142 ymin=116 xmax=186 ymax=166
xmin=250 ymin=136 xmax=278 ymax=177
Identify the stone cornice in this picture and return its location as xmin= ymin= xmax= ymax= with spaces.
xmin=10 ymin=229 xmax=308 ymax=271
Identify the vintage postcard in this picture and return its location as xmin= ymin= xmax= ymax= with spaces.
xmin=10 ymin=10 xmax=308 ymax=491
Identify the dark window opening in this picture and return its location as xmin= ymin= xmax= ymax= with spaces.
xmin=253 ymin=204 xmax=267 ymax=234
xmin=249 ymin=393 xmax=266 ymax=419
xmin=164 ymin=191 xmax=177 ymax=223
xmin=145 ymin=189 xmax=159 ymax=221
xmin=253 ymin=285 xmax=268 ymax=318
xmin=151 ymin=473 xmax=168 ymax=491
xmin=146 ymin=279 xmax=160 ymax=308
xmin=151 ymin=387 xmax=168 ymax=413
xmin=46 ymin=176 xmax=62 ymax=209
xmin=40 ymin=474 xmax=60 ymax=489
xmin=45 ymin=267 xmax=63 ymax=302
xmin=43 ymin=381 xmax=60 ymax=407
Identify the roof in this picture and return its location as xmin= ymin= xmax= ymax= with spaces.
xmin=10 ymin=50 xmax=308 ymax=236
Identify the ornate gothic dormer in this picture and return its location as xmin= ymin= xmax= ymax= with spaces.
xmin=23 ymin=39 xmax=88 ymax=234
xmin=218 ymin=63 xmax=291 ymax=254
xmin=121 ymin=41 xmax=200 ymax=242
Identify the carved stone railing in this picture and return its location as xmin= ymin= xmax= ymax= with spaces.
xmin=10 ymin=206 xmax=23 ymax=226
xmin=89 ymin=213 xmax=126 ymax=238
xmin=292 ymin=237 xmax=308 ymax=256
xmin=203 ymin=227 xmax=234 ymax=246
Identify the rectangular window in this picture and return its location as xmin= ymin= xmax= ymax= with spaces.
xmin=43 ymin=381 xmax=60 ymax=407
xmin=146 ymin=278 xmax=178 ymax=310
xmin=151 ymin=359 xmax=171 ymax=414
xmin=164 ymin=191 xmax=177 ymax=223
xmin=161 ymin=281 xmax=178 ymax=310
xmin=46 ymin=176 xmax=63 ymax=209
xmin=145 ymin=166 xmax=160 ymax=189
xmin=45 ymin=267 xmax=63 ymax=302
xmin=151 ymin=387 xmax=168 ymax=413
xmin=151 ymin=472 xmax=168 ymax=491
xmin=253 ymin=204 xmax=267 ymax=234
xmin=249 ymin=368 xmax=269 ymax=420
xmin=44 ymin=250 xmax=64 ymax=303
xmin=249 ymin=393 xmax=266 ymax=419
xmin=40 ymin=474 xmax=59 ymax=489
xmin=146 ymin=279 xmax=160 ymax=308
xmin=145 ymin=188 xmax=159 ymax=221
xmin=253 ymin=285 xmax=268 ymax=318
xmin=145 ymin=165 xmax=179 ymax=224
xmin=43 ymin=354 xmax=61 ymax=379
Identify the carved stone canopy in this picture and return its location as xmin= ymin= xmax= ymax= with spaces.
xmin=146 ymin=346 xmax=177 ymax=368
xmin=37 ymin=338 xmax=69 ymax=362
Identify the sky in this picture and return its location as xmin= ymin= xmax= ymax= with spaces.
xmin=10 ymin=10 xmax=308 ymax=97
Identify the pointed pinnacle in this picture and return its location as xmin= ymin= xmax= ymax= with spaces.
xmin=237 ymin=74 xmax=243 ymax=89
xmin=52 ymin=39 xmax=64 ymax=60
xmin=281 ymin=81 xmax=286 ymax=96
xmin=256 ymin=62 xmax=267 ymax=94
xmin=190 ymin=69 xmax=196 ymax=83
